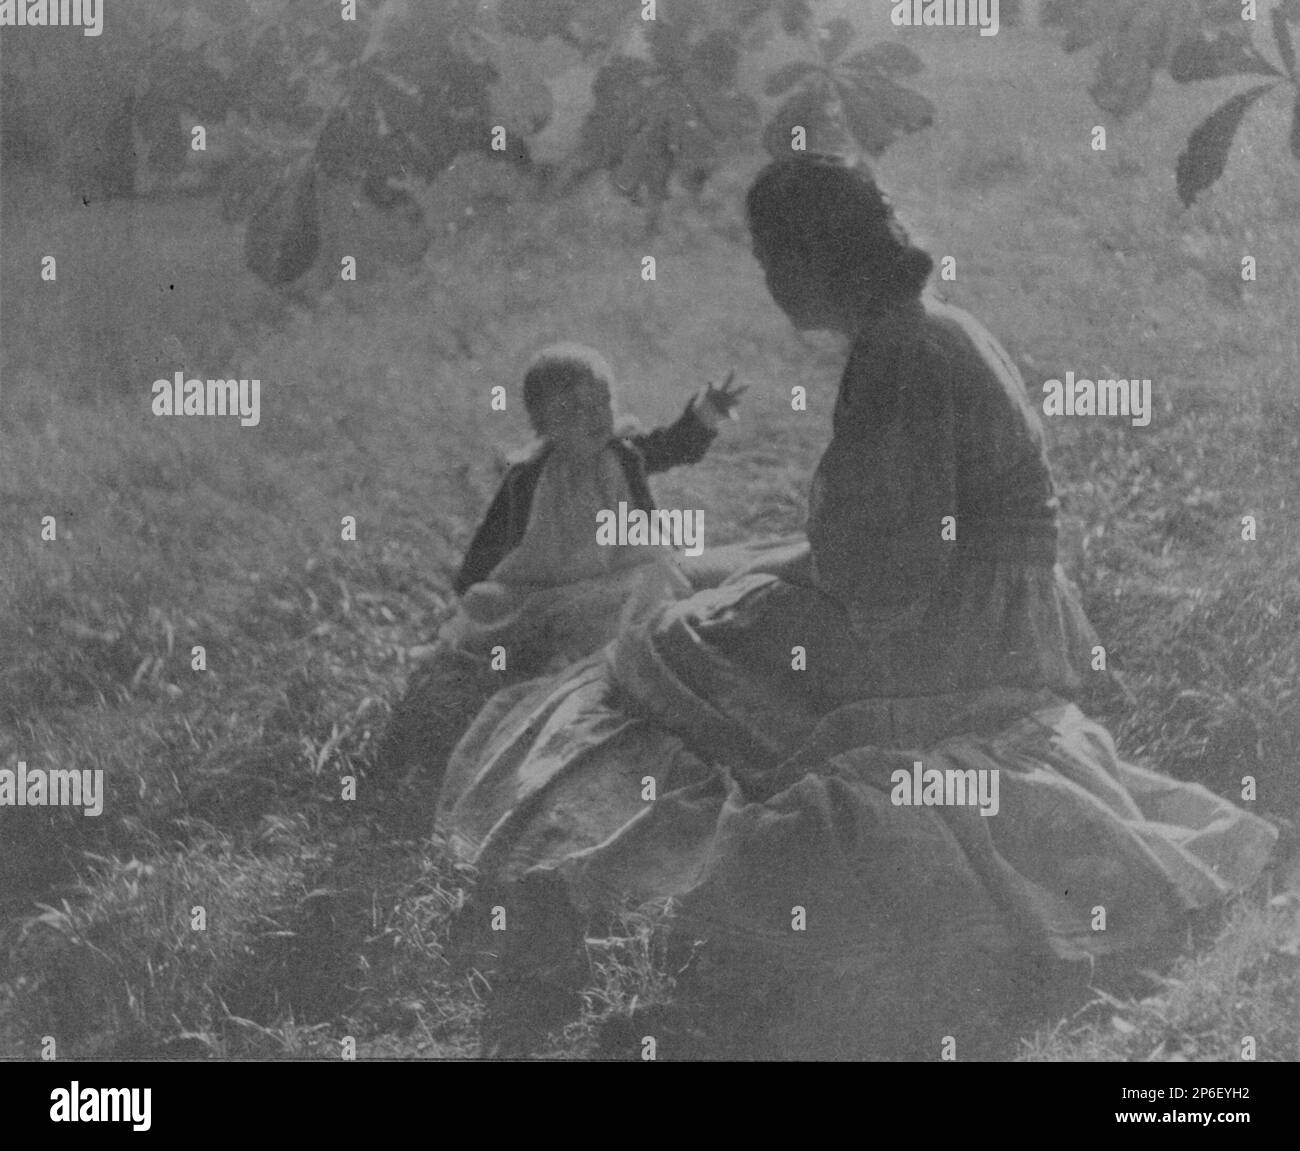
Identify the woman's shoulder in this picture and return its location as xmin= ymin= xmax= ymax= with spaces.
xmin=920 ymin=297 xmax=1026 ymax=383
xmin=917 ymin=296 xmax=1042 ymax=415
xmin=921 ymin=297 xmax=1050 ymax=447
xmin=916 ymin=296 xmax=999 ymax=359
xmin=841 ymin=297 xmax=987 ymax=418
xmin=842 ymin=295 xmax=1044 ymax=440
xmin=848 ymin=295 xmax=993 ymax=377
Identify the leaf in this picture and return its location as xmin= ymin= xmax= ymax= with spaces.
xmin=838 ymin=88 xmax=896 ymax=157
xmin=1169 ymin=32 xmax=1285 ymax=83
xmin=358 ymin=65 xmax=421 ymax=134
xmin=1144 ymin=0 xmax=1201 ymax=70
xmin=763 ymin=59 xmax=821 ymax=96
xmin=1087 ymin=1 xmax=1195 ymax=117
xmin=496 ymin=0 xmax=577 ymax=41
xmin=741 ymin=18 xmax=777 ymax=53
xmin=245 ymin=162 xmax=321 ymax=285
xmin=1175 ymin=83 xmax=1277 ymax=206
xmin=1054 ymin=0 xmax=1236 ymax=112
xmin=725 ymin=0 xmax=777 ymax=27
xmin=669 ymin=110 xmax=719 ymax=188
xmin=694 ymin=90 xmax=759 ymax=138
xmin=136 ymin=94 xmax=187 ymax=176
xmin=148 ymin=48 xmax=236 ymax=120
xmin=611 ymin=121 xmax=671 ymax=204
xmin=576 ymin=56 xmax=658 ymax=170
xmin=178 ymin=6 xmax=226 ymax=54
xmin=574 ymin=23 xmax=752 ymax=204
xmin=779 ymin=0 xmax=812 ymax=36
xmin=648 ymin=14 xmax=693 ymax=73
xmin=838 ymin=74 xmax=935 ymax=156
xmin=1168 ymin=37 xmax=1228 ymax=82
xmin=1273 ymin=5 xmax=1296 ymax=78
xmin=219 ymin=153 xmax=284 ymax=224
xmin=565 ymin=0 xmax=636 ymax=54
xmin=689 ymin=30 xmax=742 ymax=90
xmin=366 ymin=133 xmax=419 ymax=183
xmin=761 ymin=84 xmax=849 ymax=159
xmin=598 ymin=75 xmax=731 ymax=205
xmin=315 ymin=108 xmax=370 ymax=180
xmin=1091 ymin=35 xmax=1155 ymax=116
xmin=488 ymin=54 xmax=554 ymax=135
xmin=841 ymin=43 xmax=925 ymax=79
xmin=1044 ymin=0 xmax=1124 ymax=53
xmin=818 ymin=17 xmax=856 ymax=64
xmin=361 ymin=0 xmax=413 ymax=64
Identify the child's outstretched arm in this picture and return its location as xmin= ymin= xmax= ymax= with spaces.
xmin=696 ymin=371 xmax=746 ymax=426
xmin=632 ymin=370 xmax=745 ymax=475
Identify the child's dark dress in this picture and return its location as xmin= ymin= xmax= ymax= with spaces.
xmin=378 ymin=401 xmax=715 ymax=782
xmin=453 ymin=401 xmax=715 ymax=594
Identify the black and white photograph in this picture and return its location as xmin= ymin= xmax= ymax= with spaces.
xmin=1 ymin=0 xmax=1297 ymax=1088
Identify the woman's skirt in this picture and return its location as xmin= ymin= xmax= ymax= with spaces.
xmin=435 ymin=570 xmax=1277 ymax=1058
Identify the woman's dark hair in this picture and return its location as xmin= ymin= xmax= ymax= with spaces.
xmin=746 ymin=154 xmax=933 ymax=302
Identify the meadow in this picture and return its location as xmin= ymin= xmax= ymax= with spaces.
xmin=1 ymin=26 xmax=1298 ymax=1059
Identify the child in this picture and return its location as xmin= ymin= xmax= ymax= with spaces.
xmin=378 ymin=343 xmax=742 ymax=785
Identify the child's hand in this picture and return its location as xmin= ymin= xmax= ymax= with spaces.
xmin=696 ymin=370 xmax=746 ymax=427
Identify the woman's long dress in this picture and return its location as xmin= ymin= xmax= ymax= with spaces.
xmin=700 ymin=294 xmax=1102 ymax=704
xmin=434 ymin=297 xmax=1277 ymax=1058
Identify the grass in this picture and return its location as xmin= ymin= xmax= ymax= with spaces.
xmin=1019 ymin=892 xmax=1300 ymax=1062
xmin=2 ymin=22 xmax=1299 ymax=1060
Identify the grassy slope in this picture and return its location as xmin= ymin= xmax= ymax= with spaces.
xmin=1 ymin=27 xmax=1297 ymax=1059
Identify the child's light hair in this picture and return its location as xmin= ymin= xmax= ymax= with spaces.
xmin=522 ymin=342 xmax=620 ymax=433
xmin=529 ymin=343 xmax=615 ymax=384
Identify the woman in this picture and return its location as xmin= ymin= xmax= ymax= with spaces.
xmin=648 ymin=154 xmax=1113 ymax=720
xmin=436 ymin=157 xmax=1277 ymax=1060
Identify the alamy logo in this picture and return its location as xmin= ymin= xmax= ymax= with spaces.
xmin=1042 ymin=372 xmax=1152 ymax=426
xmin=0 ymin=1 xmax=102 ymax=36
xmin=50 ymin=1083 xmax=150 ymax=1131
xmin=890 ymin=760 xmax=1000 ymax=817
xmin=595 ymin=501 xmax=704 ymax=557
xmin=152 ymin=373 xmax=261 ymax=427
xmin=891 ymin=0 xmax=999 ymax=37
xmin=0 ymin=761 xmax=104 ymax=816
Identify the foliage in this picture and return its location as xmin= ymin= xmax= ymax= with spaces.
xmin=1 ymin=0 xmax=936 ymax=282
xmin=568 ymin=18 xmax=758 ymax=209
xmin=761 ymin=22 xmax=932 ymax=158
xmin=1045 ymin=0 xmax=1300 ymax=203
xmin=244 ymin=163 xmax=321 ymax=286
xmin=303 ymin=0 xmax=932 ymax=251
